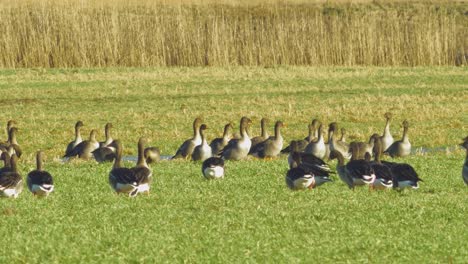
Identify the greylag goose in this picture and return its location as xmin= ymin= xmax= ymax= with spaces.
xmin=202 ymin=157 xmax=225 ymax=179
xmin=249 ymin=118 xmax=270 ymax=152
xmin=328 ymin=123 xmax=351 ymax=159
xmin=281 ymin=119 xmax=319 ymax=154
xmin=304 ymin=124 xmax=327 ymax=159
xmin=329 ymin=150 xmax=375 ymax=189
xmin=210 ymin=123 xmax=233 ymax=156
xmin=0 ymin=127 xmax=22 ymax=158
xmin=63 ymin=129 xmax=99 ymax=159
xmin=144 ymin=147 xmax=161 ymax=164
xmin=460 ymin=138 xmax=468 ymax=185
xmin=221 ymin=117 xmax=252 ymax=160
xmin=0 ymin=154 xmax=22 ymax=198
xmin=0 ymin=120 xmax=16 ymax=145
xmin=384 ymin=120 xmax=411 ymax=158
xmin=249 ymin=121 xmax=284 ymax=158
xmin=27 ymin=151 xmax=54 ymax=197
xmin=349 ymin=135 xmax=376 ymax=161
xmin=192 ymin=124 xmax=212 ymax=161
xmin=92 ymin=123 xmax=117 ymax=162
xmin=172 ymin=117 xmax=203 ymax=160
xmin=65 ymin=121 xmax=84 ymax=157
xmin=380 ymin=112 xmax=394 ymax=151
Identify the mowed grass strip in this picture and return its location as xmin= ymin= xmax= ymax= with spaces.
xmin=0 ymin=67 xmax=466 ymax=262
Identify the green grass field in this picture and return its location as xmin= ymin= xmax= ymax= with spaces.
xmin=0 ymin=67 xmax=467 ymax=262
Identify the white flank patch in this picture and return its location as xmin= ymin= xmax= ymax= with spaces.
xmin=1 ymin=188 xmax=19 ymax=198
xmin=371 ymin=179 xmax=392 ymax=190
xmin=138 ymin=183 xmax=150 ymax=194
xmin=204 ymin=166 xmax=224 ymax=179
xmin=396 ymin=180 xmax=418 ymax=189
xmin=292 ymin=176 xmax=314 ymax=190
xmin=115 ymin=183 xmax=137 ymax=194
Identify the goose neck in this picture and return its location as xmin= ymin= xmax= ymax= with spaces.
xmin=36 ymin=152 xmax=44 ymax=171
xmin=136 ymin=140 xmax=148 ymax=168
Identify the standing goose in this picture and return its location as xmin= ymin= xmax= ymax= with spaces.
xmin=0 ymin=127 xmax=22 ymax=158
xmin=63 ymin=129 xmax=99 ymax=159
xmin=287 ymin=151 xmax=333 ymax=190
xmin=329 ymin=150 xmax=375 ymax=189
xmin=92 ymin=123 xmax=117 ymax=162
xmin=384 ymin=120 xmax=411 ymax=158
xmin=202 ymin=157 xmax=225 ymax=179
xmin=249 ymin=118 xmax=270 ymax=153
xmin=249 ymin=121 xmax=284 ymax=159
xmin=144 ymin=146 xmax=161 ymax=164
xmin=192 ymin=124 xmax=212 ymax=162
xmin=349 ymin=135 xmax=376 ymax=161
xmin=210 ymin=123 xmax=233 ymax=157
xmin=368 ymin=140 xmax=393 ymax=190
xmin=65 ymin=121 xmax=84 ymax=157
xmin=130 ymin=138 xmax=152 ymax=195
xmin=288 ymin=141 xmax=331 ymax=174
xmin=109 ymin=140 xmax=139 ymax=197
xmin=27 ymin=151 xmax=54 ymax=197
xmin=172 ymin=117 xmax=203 ymax=160
xmin=380 ymin=112 xmax=394 ymax=151
xmin=304 ymin=124 xmax=327 ymax=159
xmin=460 ymin=138 xmax=468 ymax=185
xmin=381 ymin=160 xmax=422 ymax=190
xmin=281 ymin=119 xmax=319 ymax=154
xmin=0 ymin=120 xmax=16 ymax=145
xmin=328 ymin=123 xmax=351 ymax=159
xmin=221 ymin=117 xmax=252 ymax=160
xmin=0 ymin=154 xmax=23 ymax=198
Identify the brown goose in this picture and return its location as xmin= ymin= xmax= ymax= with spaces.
xmin=100 ymin=123 xmax=114 ymax=147
xmin=384 ymin=120 xmax=411 ymax=158
xmin=130 ymin=138 xmax=152 ymax=195
xmin=108 ymin=140 xmax=140 ymax=197
xmin=249 ymin=118 xmax=270 ymax=153
xmin=0 ymin=120 xmax=16 ymax=145
xmin=64 ymin=129 xmax=99 ymax=159
xmin=192 ymin=124 xmax=212 ymax=162
xmin=249 ymin=121 xmax=284 ymax=158
xmin=27 ymin=151 xmax=54 ymax=197
xmin=210 ymin=123 xmax=233 ymax=156
xmin=0 ymin=154 xmax=23 ymax=198
xmin=0 ymin=127 xmax=22 ymax=158
xmin=65 ymin=121 xmax=84 ymax=156
xmin=144 ymin=147 xmax=161 ymax=164
xmin=328 ymin=123 xmax=351 ymax=159
xmin=460 ymin=138 xmax=468 ymax=185
xmin=172 ymin=117 xmax=203 ymax=160
xmin=304 ymin=124 xmax=327 ymax=159
xmin=221 ymin=117 xmax=252 ymax=160
xmin=380 ymin=112 xmax=394 ymax=151
xmin=92 ymin=123 xmax=117 ymax=163
xmin=281 ymin=119 xmax=319 ymax=154
xmin=349 ymin=135 xmax=376 ymax=161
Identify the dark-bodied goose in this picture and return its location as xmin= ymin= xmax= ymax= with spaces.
xmin=202 ymin=157 xmax=225 ymax=179
xmin=304 ymin=124 xmax=327 ymax=159
xmin=221 ymin=117 xmax=252 ymax=160
xmin=0 ymin=151 xmax=12 ymax=174
xmin=288 ymin=141 xmax=332 ymax=174
xmin=381 ymin=160 xmax=422 ymax=190
xmin=0 ymin=154 xmax=23 ymax=198
xmin=65 ymin=121 xmax=84 ymax=157
xmin=328 ymin=123 xmax=351 ymax=159
xmin=287 ymin=152 xmax=332 ymax=190
xmin=144 ymin=147 xmax=161 ymax=164
xmin=349 ymin=135 xmax=376 ymax=161
xmin=329 ymin=150 xmax=375 ymax=189
xmin=368 ymin=140 xmax=393 ymax=190
xmin=249 ymin=118 xmax=270 ymax=153
xmin=172 ymin=117 xmax=203 ymax=160
xmin=380 ymin=112 xmax=394 ymax=151
xmin=460 ymin=138 xmax=468 ymax=185
xmin=109 ymin=140 xmax=150 ymax=197
xmin=384 ymin=120 xmax=411 ymax=158
xmin=192 ymin=124 xmax=212 ymax=162
xmin=130 ymin=138 xmax=152 ymax=195
xmin=210 ymin=123 xmax=233 ymax=157
xmin=249 ymin=121 xmax=284 ymax=158
xmin=64 ymin=129 xmax=99 ymax=159
xmin=92 ymin=123 xmax=117 ymax=163
xmin=27 ymin=151 xmax=54 ymax=197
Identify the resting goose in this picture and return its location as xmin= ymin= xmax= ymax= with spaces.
xmin=329 ymin=150 xmax=375 ymax=189
xmin=144 ymin=147 xmax=161 ymax=164
xmin=130 ymin=138 xmax=152 ymax=195
xmin=172 ymin=117 xmax=203 ymax=160
xmin=304 ymin=124 xmax=327 ymax=159
xmin=100 ymin=123 xmax=114 ymax=147
xmin=202 ymin=157 xmax=225 ymax=179
xmin=380 ymin=112 xmax=394 ymax=151
xmin=381 ymin=160 xmax=422 ymax=190
xmin=65 ymin=121 xmax=84 ymax=157
xmin=460 ymin=138 xmax=468 ymax=185
xmin=384 ymin=120 xmax=411 ymax=158
xmin=109 ymin=139 xmax=150 ymax=197
xmin=92 ymin=123 xmax=117 ymax=162
xmin=27 ymin=151 xmax=54 ymax=197
xmin=221 ymin=116 xmax=252 ymax=160
xmin=328 ymin=123 xmax=351 ymax=159
xmin=210 ymin=123 xmax=233 ymax=156
xmin=0 ymin=154 xmax=23 ymax=198
xmin=249 ymin=121 xmax=284 ymax=158
xmin=192 ymin=124 xmax=212 ymax=162
xmin=249 ymin=118 xmax=270 ymax=153
xmin=63 ymin=129 xmax=99 ymax=159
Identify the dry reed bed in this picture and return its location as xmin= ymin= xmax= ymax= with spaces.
xmin=0 ymin=1 xmax=466 ymax=68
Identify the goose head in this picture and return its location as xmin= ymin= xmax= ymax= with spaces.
xmin=384 ymin=112 xmax=393 ymax=121
xmin=76 ymin=121 xmax=84 ymax=129
xmin=7 ymin=120 xmax=16 ymax=132
xmin=89 ymin=129 xmax=98 ymax=141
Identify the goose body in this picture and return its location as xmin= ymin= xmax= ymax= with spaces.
xmin=0 ymin=154 xmax=22 ymax=198
xmin=202 ymin=157 xmax=225 ymax=179
xmin=287 ymin=150 xmax=333 ymax=190
xmin=288 ymin=141 xmax=332 ymax=175
xmin=330 ymin=150 xmax=375 ymax=189
xmin=27 ymin=151 xmax=54 ymax=197
xmin=381 ymin=161 xmax=422 ymax=190
xmin=461 ymin=139 xmax=468 ymax=185
xmin=282 ymin=119 xmax=319 ymax=153
xmin=380 ymin=113 xmax=394 ymax=151
xmin=192 ymin=124 xmax=212 ymax=162
xmin=172 ymin=117 xmax=203 ymax=160
xmin=93 ymin=123 xmax=117 ymax=162
xmin=221 ymin=117 xmax=252 ymax=160
xmin=304 ymin=124 xmax=327 ymax=159
xmin=249 ymin=121 xmax=284 ymax=158
xmin=249 ymin=118 xmax=270 ymax=153
xmin=384 ymin=120 xmax=411 ymax=158
xmin=64 ymin=129 xmax=99 ymax=159
xmin=144 ymin=147 xmax=161 ymax=164
xmin=286 ymin=167 xmax=316 ymax=190
xmin=210 ymin=123 xmax=233 ymax=156
xmin=349 ymin=135 xmax=375 ymax=161
xmin=328 ymin=123 xmax=351 ymax=159
xmin=368 ymin=141 xmax=393 ymax=190
xmin=65 ymin=121 xmax=84 ymax=156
